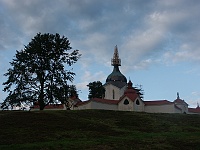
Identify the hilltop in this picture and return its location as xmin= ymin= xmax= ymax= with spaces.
xmin=0 ymin=110 xmax=200 ymax=150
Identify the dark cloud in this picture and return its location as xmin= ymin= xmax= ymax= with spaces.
xmin=1 ymin=0 xmax=200 ymax=105
xmin=0 ymin=0 xmax=200 ymax=66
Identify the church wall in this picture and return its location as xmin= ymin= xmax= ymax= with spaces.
xmin=104 ymin=84 xmax=126 ymax=100
xmin=74 ymin=102 xmax=92 ymax=110
xmin=144 ymin=104 xmax=181 ymax=113
xmin=118 ymin=97 xmax=134 ymax=111
xmin=133 ymin=98 xmax=145 ymax=112
xmin=119 ymin=86 xmax=127 ymax=99
xmin=174 ymin=106 xmax=182 ymax=113
xmin=175 ymin=104 xmax=188 ymax=113
xmin=118 ymin=97 xmax=144 ymax=112
xmin=91 ymin=101 xmax=118 ymax=110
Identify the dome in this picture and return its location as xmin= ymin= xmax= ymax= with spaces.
xmin=105 ymin=45 xmax=127 ymax=88
xmin=106 ymin=66 xmax=127 ymax=83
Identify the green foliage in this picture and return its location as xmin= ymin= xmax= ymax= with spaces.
xmin=87 ymin=81 xmax=105 ymax=99
xmin=0 ymin=110 xmax=200 ymax=150
xmin=2 ymin=33 xmax=81 ymax=110
xmin=68 ymin=85 xmax=79 ymax=98
xmin=55 ymin=84 xmax=79 ymax=104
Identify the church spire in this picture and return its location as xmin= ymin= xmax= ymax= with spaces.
xmin=111 ymin=45 xmax=121 ymax=66
xmin=106 ymin=45 xmax=127 ymax=84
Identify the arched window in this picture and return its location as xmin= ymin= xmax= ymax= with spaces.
xmin=136 ymin=99 xmax=140 ymax=105
xmin=124 ymin=99 xmax=129 ymax=105
xmin=112 ymin=89 xmax=115 ymax=99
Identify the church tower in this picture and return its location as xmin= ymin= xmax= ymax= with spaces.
xmin=104 ymin=46 xmax=127 ymax=100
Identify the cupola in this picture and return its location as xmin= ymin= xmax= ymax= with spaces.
xmin=106 ymin=46 xmax=127 ymax=86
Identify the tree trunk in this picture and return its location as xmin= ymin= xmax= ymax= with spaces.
xmin=39 ymin=75 xmax=45 ymax=110
xmin=39 ymin=101 xmax=45 ymax=110
xmin=39 ymin=92 xmax=45 ymax=110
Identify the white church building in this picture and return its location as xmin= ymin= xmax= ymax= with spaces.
xmin=31 ymin=46 xmax=199 ymax=114
xmin=73 ymin=46 xmax=190 ymax=114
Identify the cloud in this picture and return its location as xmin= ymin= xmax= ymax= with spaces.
xmin=74 ymin=70 xmax=107 ymax=100
xmin=1 ymin=0 xmax=200 ymax=105
xmin=120 ymin=0 xmax=200 ymax=70
xmin=1 ymin=0 xmax=199 ymax=65
xmin=186 ymin=91 xmax=200 ymax=108
xmin=1 ymin=0 xmax=200 ymax=67
xmin=80 ymin=70 xmax=106 ymax=83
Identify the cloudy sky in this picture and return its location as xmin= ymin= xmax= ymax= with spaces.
xmin=0 ymin=0 xmax=200 ymax=107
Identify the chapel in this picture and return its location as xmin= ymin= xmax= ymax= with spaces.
xmin=73 ymin=46 xmax=190 ymax=113
xmin=31 ymin=46 xmax=199 ymax=114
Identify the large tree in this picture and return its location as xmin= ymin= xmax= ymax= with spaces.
xmin=87 ymin=81 xmax=105 ymax=99
xmin=2 ymin=33 xmax=81 ymax=110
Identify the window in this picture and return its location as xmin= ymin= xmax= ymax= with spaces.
xmin=124 ymin=99 xmax=129 ymax=105
xmin=136 ymin=99 xmax=140 ymax=105
xmin=112 ymin=89 xmax=115 ymax=99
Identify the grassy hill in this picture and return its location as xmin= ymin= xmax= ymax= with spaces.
xmin=0 ymin=110 xmax=200 ymax=150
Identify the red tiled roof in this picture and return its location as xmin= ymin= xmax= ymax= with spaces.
xmin=144 ymin=100 xmax=173 ymax=106
xmin=67 ymin=96 xmax=82 ymax=103
xmin=120 ymin=81 xmax=140 ymax=101
xmin=33 ymin=104 xmax=64 ymax=109
xmin=69 ymin=96 xmax=82 ymax=101
xmin=119 ymin=93 xmax=138 ymax=102
xmin=91 ymin=98 xmax=119 ymax=104
xmin=75 ymin=100 xmax=90 ymax=106
xmin=188 ymin=106 xmax=200 ymax=113
xmin=75 ymin=98 xmax=119 ymax=106
xmin=174 ymin=99 xmax=188 ymax=105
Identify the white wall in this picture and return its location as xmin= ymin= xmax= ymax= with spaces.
xmin=74 ymin=101 xmax=92 ymax=110
xmin=118 ymin=97 xmax=144 ymax=112
xmin=175 ymin=104 xmax=188 ymax=113
xmin=75 ymin=101 xmax=118 ymax=110
xmin=104 ymin=84 xmax=126 ymax=100
xmin=134 ymin=98 xmax=145 ymax=112
xmin=145 ymin=104 xmax=181 ymax=113
xmin=118 ymin=97 xmax=134 ymax=111
xmin=91 ymin=101 xmax=118 ymax=110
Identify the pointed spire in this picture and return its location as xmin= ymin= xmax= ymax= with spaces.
xmin=111 ymin=45 xmax=121 ymax=66
xmin=113 ymin=45 xmax=119 ymax=59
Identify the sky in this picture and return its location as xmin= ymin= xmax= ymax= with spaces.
xmin=0 ymin=0 xmax=200 ymax=108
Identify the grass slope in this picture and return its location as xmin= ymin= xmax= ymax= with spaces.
xmin=0 ymin=110 xmax=200 ymax=150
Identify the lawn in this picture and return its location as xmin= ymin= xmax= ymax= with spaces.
xmin=0 ymin=110 xmax=200 ymax=150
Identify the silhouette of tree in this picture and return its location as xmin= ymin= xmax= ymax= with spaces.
xmin=87 ymin=81 xmax=105 ymax=99
xmin=2 ymin=33 xmax=81 ymax=110
xmin=57 ymin=84 xmax=79 ymax=104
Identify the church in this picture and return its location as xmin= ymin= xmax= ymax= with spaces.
xmin=71 ymin=46 xmax=193 ymax=114
xmin=31 ymin=46 xmax=200 ymax=114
